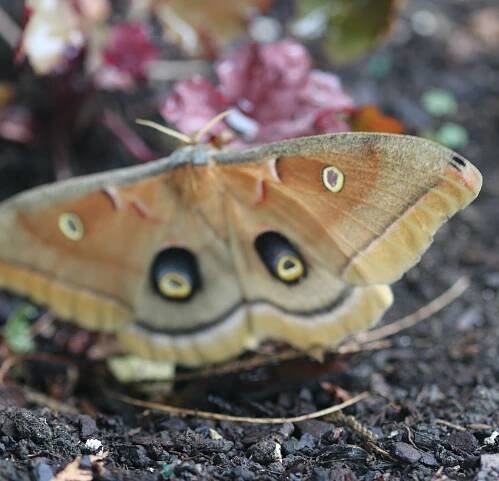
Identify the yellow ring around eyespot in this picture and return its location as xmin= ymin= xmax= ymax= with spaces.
xmin=58 ymin=213 xmax=85 ymax=241
xmin=159 ymin=272 xmax=192 ymax=299
xmin=276 ymin=255 xmax=305 ymax=283
xmin=321 ymin=165 xmax=344 ymax=193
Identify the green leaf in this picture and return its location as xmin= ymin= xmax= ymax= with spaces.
xmin=3 ymin=304 xmax=37 ymax=354
xmin=294 ymin=0 xmax=401 ymax=64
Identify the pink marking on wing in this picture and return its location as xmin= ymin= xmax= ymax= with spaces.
xmin=102 ymin=187 xmax=124 ymax=210
xmin=326 ymin=169 xmax=338 ymax=188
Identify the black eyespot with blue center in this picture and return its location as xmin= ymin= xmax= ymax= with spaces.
xmin=151 ymin=247 xmax=200 ymax=301
xmin=255 ymin=231 xmax=306 ymax=284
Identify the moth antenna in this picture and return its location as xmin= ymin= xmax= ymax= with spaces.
xmin=136 ymin=119 xmax=193 ymax=145
xmin=192 ymin=109 xmax=233 ymax=144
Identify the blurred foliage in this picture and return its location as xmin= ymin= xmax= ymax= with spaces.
xmin=3 ymin=304 xmax=37 ymax=354
xmin=154 ymin=0 xmax=272 ymax=57
xmin=351 ymin=105 xmax=404 ymax=134
xmin=294 ymin=0 xmax=401 ymax=64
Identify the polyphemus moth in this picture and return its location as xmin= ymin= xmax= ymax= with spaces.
xmin=0 ymin=133 xmax=481 ymax=367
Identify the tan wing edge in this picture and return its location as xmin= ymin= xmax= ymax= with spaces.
xmin=343 ymin=162 xmax=482 ymax=285
xmin=0 ymin=260 xmax=132 ymax=331
xmin=251 ymin=285 xmax=393 ymax=351
xmin=117 ymin=285 xmax=392 ymax=367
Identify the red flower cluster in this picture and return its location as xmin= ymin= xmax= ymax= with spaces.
xmin=96 ymin=23 xmax=160 ymax=90
xmin=162 ymin=40 xmax=354 ymax=145
xmin=21 ymin=1 xmax=159 ymax=89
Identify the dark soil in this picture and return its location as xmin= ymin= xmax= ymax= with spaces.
xmin=1 ymin=1 xmax=498 ymax=480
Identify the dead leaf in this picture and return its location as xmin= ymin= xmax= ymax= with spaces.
xmin=154 ymin=0 xmax=272 ymax=56
xmin=52 ymin=454 xmax=107 ymax=481
xmin=350 ymin=105 xmax=404 ymax=134
xmin=52 ymin=458 xmax=92 ymax=481
xmin=294 ymin=0 xmax=402 ymax=65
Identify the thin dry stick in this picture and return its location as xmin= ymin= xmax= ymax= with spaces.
xmin=22 ymin=386 xmax=79 ymax=415
xmin=114 ymin=391 xmax=368 ymax=424
xmin=337 ymin=339 xmax=392 ymax=354
xmin=173 ymin=349 xmax=303 ymax=382
xmin=0 ymin=353 xmax=72 ymax=384
xmin=352 ymin=277 xmax=469 ymax=345
xmin=435 ymin=419 xmax=466 ymax=432
xmin=171 ymin=340 xmax=392 ymax=383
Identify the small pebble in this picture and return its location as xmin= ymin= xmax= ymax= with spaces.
xmin=478 ymin=454 xmax=499 ymax=481
xmin=411 ymin=10 xmax=438 ymax=36
xmin=435 ymin=122 xmax=469 ymax=149
xmin=79 ymin=455 xmax=92 ymax=470
xmin=78 ymin=415 xmax=97 ymax=439
xmin=248 ymin=439 xmax=282 ymax=465
xmin=420 ymin=451 xmax=439 ymax=467
xmin=297 ymin=433 xmax=316 ymax=450
xmin=393 ymin=442 xmax=422 ymax=464
xmin=208 ymin=428 xmax=222 ymax=440
xmin=231 ymin=465 xmax=255 ymax=480
xmin=448 ymin=431 xmax=479 ymax=453
xmin=297 ymin=419 xmax=333 ymax=438
xmin=421 ymin=89 xmax=458 ymax=117
xmin=85 ymin=438 xmax=103 ymax=452
xmin=33 ymin=461 xmax=53 ymax=481
xmin=484 ymin=431 xmax=499 ymax=446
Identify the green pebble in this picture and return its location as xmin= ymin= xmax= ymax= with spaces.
xmin=435 ymin=122 xmax=469 ymax=149
xmin=367 ymin=56 xmax=392 ymax=79
xmin=421 ymin=89 xmax=458 ymax=117
xmin=161 ymin=463 xmax=174 ymax=479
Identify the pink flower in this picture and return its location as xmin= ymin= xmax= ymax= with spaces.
xmin=96 ymin=23 xmax=159 ymax=89
xmin=162 ymin=77 xmax=229 ymax=135
xmin=161 ymin=39 xmax=354 ymax=145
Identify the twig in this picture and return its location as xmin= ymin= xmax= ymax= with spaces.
xmin=367 ymin=442 xmax=395 ymax=461
xmin=113 ymin=391 xmax=368 ymax=424
xmin=352 ymin=277 xmax=469 ymax=345
xmin=22 ymin=386 xmax=79 ymax=415
xmin=337 ymin=339 xmax=392 ymax=354
xmin=435 ymin=419 xmax=466 ymax=432
xmin=0 ymin=353 xmax=73 ymax=384
xmin=326 ymin=411 xmax=378 ymax=443
xmin=0 ymin=6 xmax=21 ymax=48
xmin=173 ymin=349 xmax=304 ymax=382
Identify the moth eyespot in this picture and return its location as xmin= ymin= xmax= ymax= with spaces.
xmin=158 ymin=272 xmax=192 ymax=299
xmin=276 ymin=255 xmax=305 ymax=283
xmin=151 ymin=247 xmax=200 ymax=301
xmin=58 ymin=213 xmax=85 ymax=241
xmin=322 ymin=166 xmax=344 ymax=193
xmin=255 ymin=231 xmax=307 ymax=285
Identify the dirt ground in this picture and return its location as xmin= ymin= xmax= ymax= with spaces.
xmin=0 ymin=1 xmax=498 ymax=480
